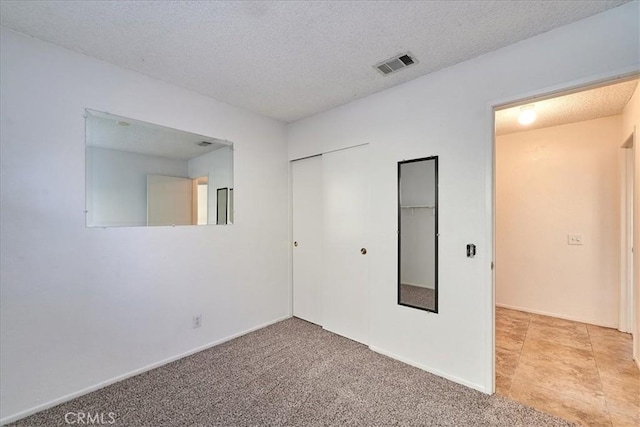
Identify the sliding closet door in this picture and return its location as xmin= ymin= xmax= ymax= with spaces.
xmin=292 ymin=156 xmax=323 ymax=325
xmin=322 ymin=145 xmax=370 ymax=345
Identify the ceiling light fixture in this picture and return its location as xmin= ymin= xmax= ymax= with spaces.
xmin=518 ymin=105 xmax=536 ymax=125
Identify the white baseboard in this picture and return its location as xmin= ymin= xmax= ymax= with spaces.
xmin=0 ymin=314 xmax=292 ymax=426
xmin=495 ymin=303 xmax=617 ymax=329
xmin=369 ymin=345 xmax=489 ymax=394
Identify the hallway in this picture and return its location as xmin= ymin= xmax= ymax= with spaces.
xmin=496 ymin=307 xmax=639 ymax=426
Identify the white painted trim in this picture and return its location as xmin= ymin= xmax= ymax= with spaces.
xmin=486 ymin=97 xmax=497 ymax=395
xmin=633 ymin=126 xmax=640 ymax=363
xmin=369 ymin=345 xmax=489 ymax=394
xmin=619 ymin=146 xmax=627 ymax=332
xmin=0 ymin=315 xmax=292 ymax=426
xmin=619 ymin=141 xmax=634 ymax=333
xmin=490 ymin=69 xmax=640 ymax=111
xmin=634 ymin=126 xmax=640 ymax=364
xmin=288 ymin=159 xmax=294 ymax=318
xmin=496 ymin=303 xmax=618 ymax=328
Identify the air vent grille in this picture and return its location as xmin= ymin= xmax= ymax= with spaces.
xmin=374 ymin=52 xmax=417 ymax=76
xmin=378 ymin=63 xmax=393 ymax=74
xmin=398 ymin=54 xmax=414 ymax=66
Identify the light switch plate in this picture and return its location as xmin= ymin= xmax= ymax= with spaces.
xmin=192 ymin=314 xmax=202 ymax=328
xmin=568 ymin=234 xmax=583 ymax=245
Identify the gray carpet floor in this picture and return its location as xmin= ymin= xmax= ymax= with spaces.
xmin=399 ymin=284 xmax=435 ymax=311
xmin=10 ymin=318 xmax=573 ymax=426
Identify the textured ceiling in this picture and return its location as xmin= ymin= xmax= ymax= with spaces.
xmin=86 ymin=110 xmax=227 ymax=160
xmin=0 ymin=1 xmax=630 ymax=122
xmin=495 ymin=79 xmax=639 ymax=136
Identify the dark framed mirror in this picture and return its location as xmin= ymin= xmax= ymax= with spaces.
xmin=398 ymin=156 xmax=438 ymax=313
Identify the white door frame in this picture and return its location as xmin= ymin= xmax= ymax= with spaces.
xmin=620 ymin=132 xmax=635 ymax=333
xmin=488 ymin=70 xmax=640 ymax=393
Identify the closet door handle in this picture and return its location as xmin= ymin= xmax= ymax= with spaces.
xmin=361 ymin=248 xmax=367 ymax=255
xmin=294 ymin=241 xmax=298 ymax=247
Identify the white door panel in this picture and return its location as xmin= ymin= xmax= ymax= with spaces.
xmin=292 ymin=156 xmax=323 ymax=325
xmin=322 ymin=145 xmax=370 ymax=345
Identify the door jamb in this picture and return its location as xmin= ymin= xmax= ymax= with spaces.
xmin=620 ymin=133 xmax=635 ymax=333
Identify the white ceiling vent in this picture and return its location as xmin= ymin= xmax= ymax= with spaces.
xmin=374 ymin=53 xmax=417 ymax=76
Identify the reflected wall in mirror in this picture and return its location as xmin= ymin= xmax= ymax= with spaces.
xmin=216 ymin=188 xmax=228 ymax=225
xmin=398 ymin=156 xmax=438 ymax=312
xmin=85 ymin=110 xmax=233 ymax=227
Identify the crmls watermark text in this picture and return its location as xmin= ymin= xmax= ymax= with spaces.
xmin=64 ymin=412 xmax=117 ymax=425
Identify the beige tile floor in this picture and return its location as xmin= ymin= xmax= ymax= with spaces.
xmin=496 ymin=307 xmax=640 ymax=426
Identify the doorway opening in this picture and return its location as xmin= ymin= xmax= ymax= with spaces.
xmin=493 ymin=76 xmax=639 ymax=425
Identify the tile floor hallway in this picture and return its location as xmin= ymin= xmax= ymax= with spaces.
xmin=496 ymin=307 xmax=640 ymax=426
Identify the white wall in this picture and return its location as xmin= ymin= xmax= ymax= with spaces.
xmin=188 ymin=145 xmax=233 ymax=224
xmin=622 ymin=82 xmax=640 ymax=364
xmin=287 ymin=2 xmax=639 ymax=392
xmin=496 ymin=116 xmax=622 ymax=327
xmin=87 ymin=147 xmax=189 ymax=227
xmin=400 ymin=160 xmax=436 ymax=288
xmin=0 ymin=28 xmax=289 ymax=422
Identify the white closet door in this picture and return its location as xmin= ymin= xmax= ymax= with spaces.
xmin=322 ymin=145 xmax=370 ymax=345
xmin=292 ymin=155 xmax=323 ymax=325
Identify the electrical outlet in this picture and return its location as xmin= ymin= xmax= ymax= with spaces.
xmin=568 ymin=234 xmax=583 ymax=245
xmin=192 ymin=314 xmax=202 ymax=329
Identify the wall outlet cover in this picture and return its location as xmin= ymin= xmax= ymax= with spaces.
xmin=568 ymin=234 xmax=583 ymax=245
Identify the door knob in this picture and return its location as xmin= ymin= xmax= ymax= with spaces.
xmin=361 ymin=248 xmax=367 ymax=255
xmin=294 ymin=241 xmax=298 ymax=247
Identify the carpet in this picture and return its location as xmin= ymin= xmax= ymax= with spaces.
xmin=399 ymin=284 xmax=435 ymax=311
xmin=10 ymin=318 xmax=573 ymax=426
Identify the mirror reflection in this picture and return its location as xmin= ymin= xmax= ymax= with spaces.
xmin=398 ymin=157 xmax=438 ymax=312
xmin=85 ymin=110 xmax=233 ymax=227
